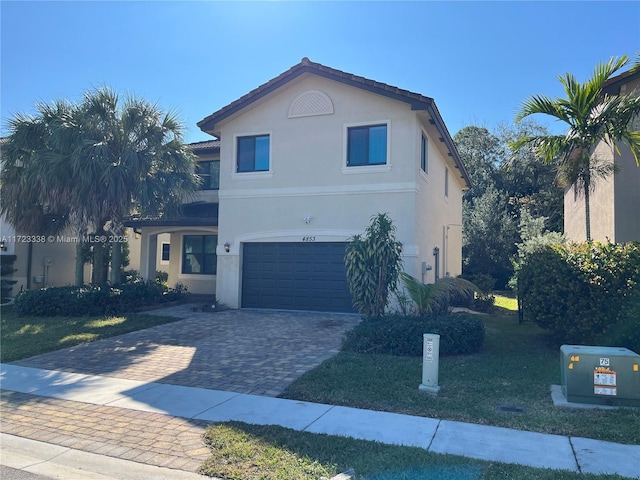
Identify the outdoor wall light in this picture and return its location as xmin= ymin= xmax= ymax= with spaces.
xmin=396 ymin=242 xmax=403 ymax=252
xmin=303 ymin=216 xmax=312 ymax=224
xmin=224 ymin=242 xmax=230 ymax=253
xmin=0 ymin=241 xmax=6 ymax=252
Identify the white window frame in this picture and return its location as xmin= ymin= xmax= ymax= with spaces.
xmin=445 ymin=167 xmax=449 ymax=198
xmin=420 ymin=131 xmax=429 ymax=175
xmin=160 ymin=242 xmax=170 ymax=265
xmin=231 ymin=131 xmax=274 ymax=180
xmin=341 ymin=120 xmax=391 ymax=174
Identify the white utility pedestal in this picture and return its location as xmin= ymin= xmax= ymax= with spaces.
xmin=419 ymin=333 xmax=441 ymax=396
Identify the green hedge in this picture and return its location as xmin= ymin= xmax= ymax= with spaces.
xmin=14 ymin=280 xmax=187 ymax=317
xmin=516 ymin=241 xmax=640 ymax=345
xmin=342 ymin=314 xmax=485 ymax=357
xmin=600 ymin=286 xmax=640 ymax=353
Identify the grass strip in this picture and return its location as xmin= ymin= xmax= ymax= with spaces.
xmin=200 ymin=421 xmax=629 ymax=480
xmin=0 ymin=305 xmax=180 ymax=362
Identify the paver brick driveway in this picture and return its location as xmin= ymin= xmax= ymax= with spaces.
xmin=14 ymin=305 xmax=361 ymax=397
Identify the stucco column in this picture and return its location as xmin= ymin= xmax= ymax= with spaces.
xmin=139 ymin=233 xmax=158 ymax=281
xmin=216 ymin=243 xmax=240 ymax=309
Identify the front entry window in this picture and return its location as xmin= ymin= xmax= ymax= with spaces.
xmin=182 ymin=235 xmax=217 ymax=274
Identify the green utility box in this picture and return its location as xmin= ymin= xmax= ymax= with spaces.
xmin=561 ymin=345 xmax=640 ymax=407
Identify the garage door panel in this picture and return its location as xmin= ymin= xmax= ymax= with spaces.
xmin=242 ymin=242 xmax=354 ymax=312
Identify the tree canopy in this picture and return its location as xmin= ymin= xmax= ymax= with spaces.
xmin=454 ymin=122 xmax=562 ymax=288
xmin=1 ymin=87 xmax=201 ymax=285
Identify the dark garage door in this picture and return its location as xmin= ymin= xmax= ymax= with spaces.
xmin=242 ymin=242 xmax=355 ymax=312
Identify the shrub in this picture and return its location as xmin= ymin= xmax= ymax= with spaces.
xmin=14 ymin=285 xmax=112 ymax=316
xmin=14 ymin=279 xmax=188 ymax=317
xmin=516 ymin=241 xmax=640 ymax=343
xmin=342 ymin=314 xmax=484 ymax=357
xmin=600 ymin=286 xmax=640 ymax=353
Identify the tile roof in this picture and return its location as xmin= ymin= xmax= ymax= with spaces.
xmin=602 ymin=67 xmax=640 ymax=96
xmin=197 ymin=58 xmax=471 ymax=188
xmin=188 ymin=139 xmax=220 ymax=152
xmin=197 ymin=57 xmax=437 ymax=132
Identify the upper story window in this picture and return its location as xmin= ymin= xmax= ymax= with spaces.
xmin=347 ymin=124 xmax=387 ymax=166
xmin=237 ymin=134 xmax=270 ymax=173
xmin=196 ymin=161 xmax=220 ymax=190
xmin=445 ymin=167 xmax=449 ymax=197
xmin=421 ymin=133 xmax=428 ymax=174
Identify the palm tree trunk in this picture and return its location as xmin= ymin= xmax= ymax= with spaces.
xmin=75 ymin=242 xmax=84 ymax=286
xmin=92 ymin=227 xmax=108 ymax=284
xmin=109 ymin=223 xmax=123 ymax=285
xmin=584 ymin=187 xmax=591 ymax=242
xmin=583 ymin=169 xmax=592 ymax=242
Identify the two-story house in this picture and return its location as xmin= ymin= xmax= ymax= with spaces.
xmin=131 ymin=58 xmax=471 ymax=312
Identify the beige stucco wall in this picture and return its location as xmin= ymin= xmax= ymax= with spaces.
xmin=6 ymin=228 xmax=141 ymax=295
xmin=214 ymin=74 xmax=465 ymax=308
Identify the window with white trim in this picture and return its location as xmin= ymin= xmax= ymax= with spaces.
xmin=347 ymin=124 xmax=387 ymax=166
xmin=161 ymin=243 xmax=170 ymax=262
xmin=182 ymin=235 xmax=217 ymax=275
xmin=445 ymin=168 xmax=449 ymax=197
xmin=237 ymin=135 xmax=270 ymax=173
xmin=421 ymin=133 xmax=428 ymax=173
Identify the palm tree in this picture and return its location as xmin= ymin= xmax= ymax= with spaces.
xmin=1 ymin=101 xmax=78 ymax=285
xmin=400 ymin=272 xmax=476 ymax=316
xmin=72 ymin=88 xmax=201 ymax=284
xmin=1 ymin=87 xmax=201 ymax=286
xmin=512 ymin=55 xmax=640 ymax=241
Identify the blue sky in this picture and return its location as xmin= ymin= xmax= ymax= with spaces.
xmin=1 ymin=1 xmax=639 ymax=143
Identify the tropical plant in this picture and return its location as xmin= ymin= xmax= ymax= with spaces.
xmin=344 ymin=213 xmax=403 ymax=316
xmin=1 ymin=87 xmax=201 ymax=285
xmin=72 ymin=88 xmax=200 ymax=284
xmin=400 ymin=272 xmax=476 ymax=316
xmin=512 ymin=55 xmax=640 ymax=241
xmin=0 ymin=100 xmax=78 ymax=285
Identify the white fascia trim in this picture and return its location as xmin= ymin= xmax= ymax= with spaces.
xmin=219 ymin=182 xmax=418 ymax=199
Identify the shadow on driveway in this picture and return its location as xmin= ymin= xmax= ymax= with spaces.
xmin=13 ymin=305 xmax=362 ymax=397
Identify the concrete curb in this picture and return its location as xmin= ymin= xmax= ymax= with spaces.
xmin=0 ymin=434 xmax=214 ymax=480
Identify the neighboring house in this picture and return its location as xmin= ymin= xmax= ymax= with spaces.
xmin=132 ymin=58 xmax=471 ymax=312
xmin=564 ymin=68 xmax=640 ymax=243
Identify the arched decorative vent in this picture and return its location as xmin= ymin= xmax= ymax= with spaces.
xmin=288 ymin=90 xmax=334 ymax=118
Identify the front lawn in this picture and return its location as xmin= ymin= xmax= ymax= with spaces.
xmin=280 ymin=303 xmax=640 ymax=445
xmin=0 ymin=305 xmax=180 ymax=362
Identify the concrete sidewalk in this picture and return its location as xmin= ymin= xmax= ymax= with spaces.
xmin=1 ymin=364 xmax=639 ymax=479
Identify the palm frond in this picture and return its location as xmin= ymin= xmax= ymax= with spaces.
xmin=400 ymin=272 xmax=477 ymax=316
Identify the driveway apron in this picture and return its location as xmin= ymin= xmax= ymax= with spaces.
xmin=13 ymin=305 xmax=361 ymax=397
